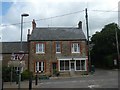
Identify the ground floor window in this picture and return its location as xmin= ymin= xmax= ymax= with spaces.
xmin=76 ymin=60 xmax=85 ymax=71
xmin=12 ymin=67 xmax=23 ymax=74
xmin=59 ymin=59 xmax=86 ymax=71
xmin=60 ymin=60 xmax=69 ymax=71
xmin=35 ymin=61 xmax=44 ymax=72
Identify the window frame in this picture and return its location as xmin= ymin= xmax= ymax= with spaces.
xmin=58 ymin=58 xmax=87 ymax=72
xmin=59 ymin=60 xmax=70 ymax=71
xmin=56 ymin=42 xmax=61 ymax=53
xmin=35 ymin=43 xmax=45 ymax=54
xmin=75 ymin=60 xmax=86 ymax=71
xmin=35 ymin=61 xmax=44 ymax=73
xmin=71 ymin=43 xmax=80 ymax=53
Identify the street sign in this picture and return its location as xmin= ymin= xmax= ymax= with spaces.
xmin=11 ymin=53 xmax=24 ymax=60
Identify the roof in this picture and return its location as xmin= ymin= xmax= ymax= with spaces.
xmin=2 ymin=42 xmax=28 ymax=54
xmin=29 ymin=27 xmax=86 ymax=41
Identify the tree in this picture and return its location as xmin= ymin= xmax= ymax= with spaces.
xmin=90 ymin=23 xmax=120 ymax=68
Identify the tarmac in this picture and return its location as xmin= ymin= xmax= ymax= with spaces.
xmin=3 ymin=69 xmax=118 ymax=89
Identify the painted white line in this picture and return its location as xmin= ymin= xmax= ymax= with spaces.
xmin=88 ymin=85 xmax=100 ymax=88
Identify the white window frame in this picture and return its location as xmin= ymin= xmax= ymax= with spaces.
xmin=56 ymin=42 xmax=61 ymax=53
xmin=35 ymin=61 xmax=44 ymax=73
xmin=58 ymin=58 xmax=87 ymax=71
xmin=71 ymin=43 xmax=80 ymax=53
xmin=59 ymin=60 xmax=69 ymax=71
xmin=36 ymin=43 xmax=45 ymax=54
xmin=75 ymin=60 xmax=86 ymax=71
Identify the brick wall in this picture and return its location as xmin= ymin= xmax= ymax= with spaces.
xmin=29 ymin=40 xmax=87 ymax=75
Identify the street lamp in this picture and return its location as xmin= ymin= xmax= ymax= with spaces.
xmin=20 ymin=13 xmax=29 ymax=51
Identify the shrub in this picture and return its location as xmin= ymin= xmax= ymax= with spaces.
xmin=21 ymin=69 xmax=33 ymax=81
xmin=104 ymin=55 xmax=114 ymax=68
xmin=2 ymin=66 xmax=16 ymax=82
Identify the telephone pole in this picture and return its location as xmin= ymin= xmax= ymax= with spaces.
xmin=115 ymin=26 xmax=120 ymax=68
xmin=85 ymin=8 xmax=91 ymax=72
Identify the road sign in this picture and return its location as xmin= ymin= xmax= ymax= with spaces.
xmin=11 ymin=53 xmax=24 ymax=60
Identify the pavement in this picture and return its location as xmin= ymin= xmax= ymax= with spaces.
xmin=3 ymin=69 xmax=119 ymax=89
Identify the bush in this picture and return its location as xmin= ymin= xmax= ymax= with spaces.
xmin=53 ymin=69 xmax=60 ymax=77
xmin=104 ymin=55 xmax=114 ymax=68
xmin=2 ymin=66 xmax=16 ymax=82
xmin=21 ymin=69 xmax=33 ymax=81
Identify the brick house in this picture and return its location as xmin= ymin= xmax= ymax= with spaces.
xmin=2 ymin=42 xmax=28 ymax=73
xmin=29 ymin=20 xmax=88 ymax=76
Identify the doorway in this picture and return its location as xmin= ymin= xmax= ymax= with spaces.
xmin=52 ymin=62 xmax=57 ymax=74
xmin=71 ymin=62 xmax=75 ymax=71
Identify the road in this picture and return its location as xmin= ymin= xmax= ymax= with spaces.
xmin=35 ymin=69 xmax=118 ymax=88
xmin=3 ymin=69 xmax=118 ymax=89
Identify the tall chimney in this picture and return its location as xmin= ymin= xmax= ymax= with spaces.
xmin=78 ymin=21 xmax=82 ymax=29
xmin=32 ymin=19 xmax=36 ymax=30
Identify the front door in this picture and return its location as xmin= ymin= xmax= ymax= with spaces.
xmin=52 ymin=63 xmax=57 ymax=74
xmin=71 ymin=62 xmax=75 ymax=71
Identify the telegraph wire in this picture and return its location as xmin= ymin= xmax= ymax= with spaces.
xmin=1 ymin=10 xmax=84 ymax=27
xmin=1 ymin=9 xmax=119 ymax=27
xmin=90 ymin=10 xmax=119 ymax=12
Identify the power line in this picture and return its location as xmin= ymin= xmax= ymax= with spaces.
xmin=90 ymin=10 xmax=119 ymax=12
xmin=1 ymin=9 xmax=119 ymax=27
xmin=1 ymin=10 xmax=84 ymax=27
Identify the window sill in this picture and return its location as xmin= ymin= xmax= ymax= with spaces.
xmin=56 ymin=52 xmax=61 ymax=54
xmin=36 ymin=52 xmax=45 ymax=54
xmin=71 ymin=52 xmax=80 ymax=54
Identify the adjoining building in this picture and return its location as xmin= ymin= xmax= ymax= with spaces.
xmin=2 ymin=42 xmax=28 ymax=73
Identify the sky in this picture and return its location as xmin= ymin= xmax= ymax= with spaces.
xmin=0 ymin=0 xmax=120 ymax=42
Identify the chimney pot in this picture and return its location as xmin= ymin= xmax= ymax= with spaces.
xmin=32 ymin=19 xmax=36 ymax=30
xmin=78 ymin=21 xmax=82 ymax=29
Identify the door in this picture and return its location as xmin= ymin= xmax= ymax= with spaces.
xmin=52 ymin=63 xmax=57 ymax=74
xmin=71 ymin=62 xmax=75 ymax=71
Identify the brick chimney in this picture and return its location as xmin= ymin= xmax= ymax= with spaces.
xmin=32 ymin=19 xmax=36 ymax=30
xmin=78 ymin=21 xmax=82 ymax=29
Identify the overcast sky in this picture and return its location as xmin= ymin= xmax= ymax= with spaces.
xmin=0 ymin=0 xmax=120 ymax=42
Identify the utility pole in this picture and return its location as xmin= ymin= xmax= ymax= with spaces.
xmin=85 ymin=8 xmax=91 ymax=72
xmin=115 ymin=26 xmax=120 ymax=68
xmin=27 ymin=29 xmax=32 ymax=90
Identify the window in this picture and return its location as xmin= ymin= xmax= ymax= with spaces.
xmin=81 ymin=60 xmax=85 ymax=70
xmin=60 ymin=60 xmax=69 ymax=71
xmin=76 ymin=60 xmax=80 ymax=70
xmin=13 ymin=67 xmax=23 ymax=74
xmin=36 ymin=43 xmax=45 ymax=54
xmin=76 ymin=60 xmax=85 ymax=70
xmin=56 ymin=42 xmax=61 ymax=53
xmin=71 ymin=43 xmax=80 ymax=53
xmin=35 ymin=62 xmax=44 ymax=72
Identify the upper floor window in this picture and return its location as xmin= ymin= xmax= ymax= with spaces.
xmin=56 ymin=42 xmax=61 ymax=53
xmin=71 ymin=43 xmax=80 ymax=53
xmin=36 ymin=43 xmax=45 ymax=54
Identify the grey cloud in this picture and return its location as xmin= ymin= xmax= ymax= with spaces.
xmin=1 ymin=0 xmax=119 ymax=42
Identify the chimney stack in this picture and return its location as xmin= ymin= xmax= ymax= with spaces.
xmin=78 ymin=21 xmax=82 ymax=29
xmin=32 ymin=19 xmax=36 ymax=30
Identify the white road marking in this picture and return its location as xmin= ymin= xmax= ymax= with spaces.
xmin=88 ymin=85 xmax=100 ymax=88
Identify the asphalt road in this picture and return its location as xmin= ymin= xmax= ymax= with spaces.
xmin=35 ymin=69 xmax=118 ymax=88
xmin=3 ymin=69 xmax=118 ymax=89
